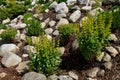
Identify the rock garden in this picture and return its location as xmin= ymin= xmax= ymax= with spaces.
xmin=0 ymin=0 xmax=120 ymax=80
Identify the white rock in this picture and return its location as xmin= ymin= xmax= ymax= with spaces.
xmin=86 ymin=78 xmax=97 ymax=80
xmin=59 ymin=75 xmax=73 ymax=80
xmin=57 ymin=18 xmax=69 ymax=28
xmin=71 ymin=6 xmax=80 ymax=10
xmin=55 ymin=2 xmax=69 ymax=14
xmin=16 ymin=61 xmax=30 ymax=73
xmin=105 ymin=46 xmax=118 ymax=57
xmin=89 ymin=7 xmax=104 ymax=17
xmin=0 ymin=29 xmax=6 ymax=34
xmin=21 ymin=72 xmax=46 ymax=80
xmin=97 ymin=69 xmax=105 ymax=77
xmin=48 ymin=74 xmax=58 ymax=80
xmin=45 ymin=9 xmax=49 ymax=13
xmin=69 ymin=71 xmax=78 ymax=80
xmin=20 ymin=34 xmax=26 ymax=41
xmin=1 ymin=52 xmax=22 ymax=67
xmin=66 ymin=0 xmax=77 ymax=5
xmin=102 ymin=53 xmax=111 ymax=62
xmin=0 ymin=72 xmax=7 ymax=78
xmin=49 ymin=1 xmax=58 ymax=9
xmin=45 ymin=28 xmax=53 ymax=35
xmin=108 ymin=34 xmax=118 ymax=42
xmin=72 ymin=39 xmax=79 ymax=50
xmin=31 ymin=0 xmax=38 ymax=5
xmin=41 ymin=22 xmax=46 ymax=29
xmin=2 ymin=18 xmax=10 ymax=24
xmin=53 ymin=30 xmax=59 ymax=36
xmin=23 ymin=45 xmax=36 ymax=54
xmin=11 ymin=18 xmax=17 ymax=23
xmin=96 ymin=52 xmax=104 ymax=62
xmin=114 ymin=46 xmax=120 ymax=53
xmin=81 ymin=6 xmax=92 ymax=11
xmin=56 ymin=14 xmax=67 ymax=20
xmin=49 ymin=20 xmax=56 ymax=27
xmin=87 ymin=67 xmax=100 ymax=78
xmin=44 ymin=18 xmax=50 ymax=24
xmin=69 ymin=10 xmax=81 ymax=22
xmin=104 ymin=62 xmax=112 ymax=70
xmin=16 ymin=23 xmax=26 ymax=29
xmin=22 ymin=54 xmax=29 ymax=58
xmin=0 ymin=44 xmax=19 ymax=57
xmin=78 ymin=0 xmax=90 ymax=5
xmin=58 ymin=47 xmax=65 ymax=55
xmin=33 ymin=14 xmax=39 ymax=18
xmin=45 ymin=35 xmax=52 ymax=41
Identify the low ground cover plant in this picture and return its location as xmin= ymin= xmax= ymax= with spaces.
xmin=77 ymin=12 xmax=112 ymax=60
xmin=0 ymin=28 xmax=17 ymax=42
xmin=28 ymin=35 xmax=60 ymax=75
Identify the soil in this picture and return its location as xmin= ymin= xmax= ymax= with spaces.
xmin=0 ymin=4 xmax=120 ymax=80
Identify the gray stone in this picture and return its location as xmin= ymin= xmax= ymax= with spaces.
xmin=59 ymin=75 xmax=73 ymax=80
xmin=89 ymin=7 xmax=104 ymax=17
xmin=56 ymin=14 xmax=67 ymax=20
xmin=45 ymin=35 xmax=52 ymax=41
xmin=58 ymin=47 xmax=65 ymax=55
xmin=96 ymin=52 xmax=104 ymax=62
xmin=0 ymin=29 xmax=5 ymax=34
xmin=105 ymin=46 xmax=118 ymax=57
xmin=68 ymin=71 xmax=78 ymax=80
xmin=57 ymin=18 xmax=69 ymax=28
xmin=23 ymin=45 xmax=36 ymax=54
xmin=45 ymin=9 xmax=49 ymax=13
xmin=14 ymin=23 xmax=26 ymax=29
xmin=78 ymin=0 xmax=89 ymax=5
xmin=72 ymin=39 xmax=79 ymax=50
xmin=55 ymin=2 xmax=69 ymax=14
xmin=22 ymin=54 xmax=29 ymax=58
xmin=41 ymin=22 xmax=46 ymax=29
xmin=44 ymin=18 xmax=50 ymax=24
xmin=2 ymin=18 xmax=10 ymax=24
xmin=53 ymin=30 xmax=59 ymax=36
xmin=21 ymin=72 xmax=46 ymax=80
xmin=48 ymin=74 xmax=58 ymax=80
xmin=45 ymin=28 xmax=53 ymax=35
xmin=1 ymin=52 xmax=22 ymax=67
xmin=33 ymin=14 xmax=39 ymax=18
xmin=71 ymin=6 xmax=80 ymax=10
xmin=49 ymin=20 xmax=56 ymax=27
xmin=66 ymin=0 xmax=77 ymax=5
xmin=81 ymin=6 xmax=92 ymax=11
xmin=69 ymin=10 xmax=81 ymax=22
xmin=108 ymin=34 xmax=118 ymax=42
xmin=102 ymin=53 xmax=111 ymax=62
xmin=97 ymin=69 xmax=105 ymax=77
xmin=49 ymin=1 xmax=58 ymax=9
xmin=104 ymin=62 xmax=112 ymax=70
xmin=16 ymin=61 xmax=30 ymax=73
xmin=114 ymin=46 xmax=120 ymax=53
xmin=87 ymin=67 xmax=100 ymax=78
xmin=20 ymin=34 xmax=26 ymax=41
xmin=0 ymin=44 xmax=19 ymax=57
xmin=86 ymin=78 xmax=97 ymax=80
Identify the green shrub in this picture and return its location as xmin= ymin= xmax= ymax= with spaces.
xmin=0 ymin=1 xmax=27 ymax=20
xmin=58 ymin=23 xmax=79 ymax=45
xmin=0 ymin=28 xmax=17 ymax=41
xmin=77 ymin=12 xmax=112 ymax=60
xmin=23 ymin=12 xmax=33 ymax=24
xmin=110 ymin=5 xmax=120 ymax=31
xmin=29 ymin=35 xmax=60 ymax=75
xmin=0 ymin=24 xmax=7 ymax=29
xmin=26 ymin=19 xmax=43 ymax=36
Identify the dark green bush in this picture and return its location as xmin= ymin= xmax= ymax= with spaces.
xmin=29 ymin=35 xmax=60 ymax=75
xmin=23 ymin=12 xmax=33 ymax=24
xmin=0 ymin=24 xmax=7 ymax=29
xmin=110 ymin=5 xmax=120 ymax=31
xmin=0 ymin=28 xmax=17 ymax=41
xmin=0 ymin=1 xmax=27 ymax=21
xmin=26 ymin=19 xmax=43 ymax=36
xmin=77 ymin=12 xmax=112 ymax=60
xmin=58 ymin=23 xmax=79 ymax=45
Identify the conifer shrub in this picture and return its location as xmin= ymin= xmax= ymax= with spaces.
xmin=28 ymin=35 xmax=60 ymax=75
xmin=23 ymin=12 xmax=33 ymax=24
xmin=77 ymin=12 xmax=112 ymax=60
xmin=26 ymin=19 xmax=43 ymax=36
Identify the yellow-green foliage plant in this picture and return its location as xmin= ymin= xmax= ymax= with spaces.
xmin=29 ymin=35 xmax=60 ymax=75
xmin=0 ymin=28 xmax=17 ymax=42
xmin=77 ymin=11 xmax=112 ymax=60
